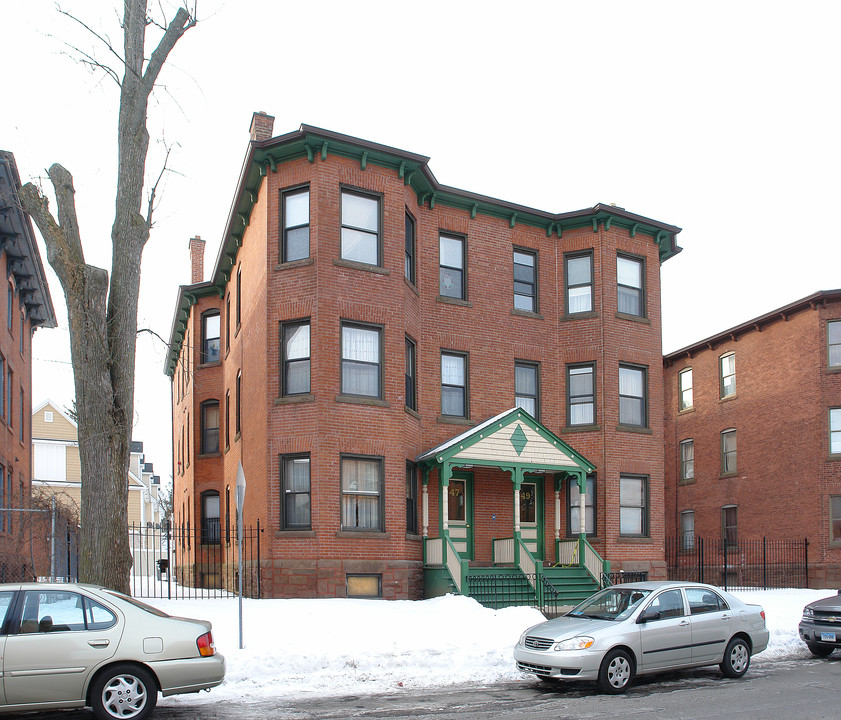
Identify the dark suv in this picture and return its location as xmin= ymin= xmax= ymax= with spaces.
xmin=799 ymin=590 xmax=841 ymax=657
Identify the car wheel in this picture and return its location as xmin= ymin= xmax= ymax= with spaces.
xmin=597 ymin=648 xmax=634 ymax=694
xmin=720 ymin=637 xmax=751 ymax=678
xmin=90 ymin=664 xmax=158 ymax=720
xmin=806 ymin=642 xmax=834 ymax=658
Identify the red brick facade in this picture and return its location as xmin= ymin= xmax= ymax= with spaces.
xmin=664 ymin=290 xmax=841 ymax=587
xmin=0 ymin=151 xmax=57 ymax=580
xmin=168 ymin=122 xmax=682 ymax=598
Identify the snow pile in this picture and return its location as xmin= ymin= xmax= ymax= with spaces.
xmin=151 ymin=587 xmax=835 ymax=704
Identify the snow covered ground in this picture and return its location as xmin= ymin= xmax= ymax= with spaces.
xmin=148 ymin=587 xmax=835 ymax=705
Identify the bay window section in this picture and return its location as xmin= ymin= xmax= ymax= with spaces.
xmin=341 ymin=456 xmax=383 ymax=532
xmin=341 ymin=190 xmax=380 ymax=265
xmin=405 ymin=337 xmax=417 ymax=411
xmin=200 ymin=491 xmax=221 ymax=544
xmin=617 ymin=254 xmax=644 ymax=317
xmin=564 ymin=251 xmax=593 ymax=314
xmin=567 ymin=363 xmax=595 ymax=426
xmin=281 ymin=186 xmax=310 ymax=262
xmin=281 ymin=320 xmax=311 ymax=396
xmin=720 ymin=352 xmax=736 ymax=398
xmin=405 ymin=212 xmax=416 ymax=284
xmin=281 ymin=454 xmax=311 ymax=530
xmin=619 ymin=364 xmax=647 ymax=427
xmin=619 ymin=474 xmax=648 ymax=537
xmin=341 ymin=323 xmax=382 ymax=398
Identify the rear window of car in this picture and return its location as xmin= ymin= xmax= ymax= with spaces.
xmin=104 ymin=590 xmax=170 ymax=618
xmin=686 ymin=587 xmax=729 ymax=614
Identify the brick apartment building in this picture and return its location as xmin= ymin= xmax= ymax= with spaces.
xmin=166 ymin=115 xmax=682 ymax=600
xmin=0 ymin=151 xmax=57 ymax=580
xmin=664 ymin=289 xmax=841 ymax=586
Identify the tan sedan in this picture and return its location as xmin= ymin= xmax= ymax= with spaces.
xmin=0 ymin=582 xmax=225 ymax=719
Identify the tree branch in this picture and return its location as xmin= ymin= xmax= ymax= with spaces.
xmin=55 ymin=4 xmax=126 ymax=84
xmin=140 ymin=5 xmax=196 ymax=100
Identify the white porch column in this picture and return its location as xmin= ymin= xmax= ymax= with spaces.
xmin=514 ymin=485 xmax=521 ymax=533
xmin=554 ymin=488 xmax=561 ymax=540
xmin=578 ymin=472 xmax=587 ymax=537
xmin=422 ymin=484 xmax=429 ymax=538
xmin=441 ymin=464 xmax=451 ymax=533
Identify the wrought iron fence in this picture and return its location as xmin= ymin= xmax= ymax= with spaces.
xmin=466 ymin=573 xmax=537 ymax=610
xmin=666 ymin=537 xmax=808 ymax=590
xmin=603 ymin=570 xmax=649 ymax=586
xmin=129 ymin=521 xmax=264 ymax=600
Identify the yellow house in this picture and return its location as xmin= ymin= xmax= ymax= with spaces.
xmin=31 ymin=400 xmax=165 ymax=577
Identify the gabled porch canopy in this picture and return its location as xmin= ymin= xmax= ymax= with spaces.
xmin=416 ymin=408 xmax=597 ymax=541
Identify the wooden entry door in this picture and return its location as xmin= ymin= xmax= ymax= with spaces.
xmin=519 ymin=477 xmax=544 ymax=560
xmin=447 ymin=473 xmax=474 ymax=560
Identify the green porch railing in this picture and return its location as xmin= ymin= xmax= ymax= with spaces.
xmin=424 ymin=536 xmax=467 ymax=593
xmin=556 ymin=537 xmax=610 ymax=587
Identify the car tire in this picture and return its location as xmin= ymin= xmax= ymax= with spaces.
xmin=597 ymin=648 xmax=634 ymax=694
xmin=90 ymin=663 xmax=158 ymax=720
xmin=720 ymin=637 xmax=751 ymax=678
xmin=805 ymin=642 xmax=834 ymax=658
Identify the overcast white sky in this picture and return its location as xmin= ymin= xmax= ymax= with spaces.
xmin=3 ymin=0 xmax=840 ymax=483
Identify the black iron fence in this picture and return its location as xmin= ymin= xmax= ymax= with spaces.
xmin=666 ymin=537 xmax=808 ymax=590
xmin=129 ymin=521 xmax=264 ymax=600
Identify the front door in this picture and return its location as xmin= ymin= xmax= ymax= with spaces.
xmin=447 ymin=473 xmax=474 ymax=559
xmin=519 ymin=477 xmax=544 ymax=560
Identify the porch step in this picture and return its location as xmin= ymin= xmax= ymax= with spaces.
xmin=541 ymin=566 xmax=600 ymax=606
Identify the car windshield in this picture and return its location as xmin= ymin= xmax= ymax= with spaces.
xmin=567 ymin=587 xmax=652 ymax=621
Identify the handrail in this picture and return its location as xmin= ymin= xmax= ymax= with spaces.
xmin=515 ymin=537 xmax=540 ymax=592
xmin=581 ymin=537 xmax=610 ymax=587
xmin=443 ymin=534 xmax=466 ymax=593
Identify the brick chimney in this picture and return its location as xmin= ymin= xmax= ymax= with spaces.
xmin=249 ymin=111 xmax=275 ymax=142
xmin=188 ymin=235 xmax=205 ymax=284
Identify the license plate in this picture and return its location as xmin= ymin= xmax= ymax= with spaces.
xmin=820 ymin=632 xmax=836 ymax=642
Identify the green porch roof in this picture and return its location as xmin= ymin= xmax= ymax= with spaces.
xmin=416 ymin=408 xmax=596 ymax=475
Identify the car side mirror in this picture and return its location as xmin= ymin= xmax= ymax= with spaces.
xmin=638 ymin=608 xmax=661 ymax=623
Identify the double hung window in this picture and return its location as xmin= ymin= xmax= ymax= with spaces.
xmin=564 ymin=252 xmax=593 ymax=314
xmin=720 ymin=353 xmax=736 ymax=398
xmin=721 ymin=429 xmax=737 ymax=474
xmin=281 ymin=320 xmax=311 ymax=396
xmin=441 ymin=352 xmax=467 ymax=417
xmin=830 ymin=408 xmax=841 ymax=455
xmin=341 ymin=323 xmax=382 ymax=398
xmin=405 ymin=337 xmax=417 ymax=411
xmin=439 ymin=234 xmax=466 ymax=299
xmin=341 ymin=190 xmax=380 ymax=265
xmin=201 ymin=311 xmax=220 ymax=363
xmin=680 ymin=439 xmax=695 ymax=481
xmin=341 ymin=456 xmax=383 ymax=531
xmin=829 ymin=321 xmax=841 ymax=367
xmin=513 ymin=249 xmax=537 ymax=312
xmin=619 ymin=474 xmax=648 ymax=536
xmin=281 ymin=454 xmax=311 ymax=529
xmin=617 ymin=254 xmax=644 ymax=317
xmin=678 ymin=368 xmax=693 ymax=410
xmin=200 ymin=401 xmax=220 ymax=454
xmin=281 ymin=187 xmax=310 ymax=262
xmin=619 ymin=364 xmax=647 ymax=427
xmin=514 ymin=362 xmax=539 ymax=417
xmin=567 ymin=475 xmax=595 ymax=536
xmin=567 ymin=363 xmax=595 ymax=426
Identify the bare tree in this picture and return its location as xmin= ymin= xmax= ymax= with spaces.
xmin=19 ymin=1 xmax=195 ymax=593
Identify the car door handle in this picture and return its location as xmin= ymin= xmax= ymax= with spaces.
xmin=679 ymin=620 xmax=690 ymax=627
xmin=88 ymin=639 xmax=110 ymax=648
xmin=721 ymin=614 xmax=731 ymax=620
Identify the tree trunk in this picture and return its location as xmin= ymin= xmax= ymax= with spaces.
xmin=18 ymin=1 xmax=194 ymax=594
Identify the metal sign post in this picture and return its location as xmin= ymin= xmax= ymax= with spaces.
xmin=236 ymin=461 xmax=246 ymax=649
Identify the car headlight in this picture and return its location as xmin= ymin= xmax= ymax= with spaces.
xmin=519 ymin=631 xmax=528 ymax=646
xmin=553 ymin=636 xmax=595 ymax=652
xmin=802 ymin=607 xmax=814 ymax=620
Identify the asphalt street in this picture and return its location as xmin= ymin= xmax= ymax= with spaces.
xmin=19 ymin=655 xmax=840 ymax=720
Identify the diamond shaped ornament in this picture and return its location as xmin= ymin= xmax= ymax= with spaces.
xmin=510 ymin=424 xmax=528 ymax=455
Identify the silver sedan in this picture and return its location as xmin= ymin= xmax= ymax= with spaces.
xmin=514 ymin=580 xmax=769 ymax=693
xmin=0 ymin=582 xmax=225 ymax=720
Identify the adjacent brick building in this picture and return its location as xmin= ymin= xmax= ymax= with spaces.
xmin=166 ymin=116 xmax=682 ymax=599
xmin=0 ymin=151 xmax=57 ymax=580
xmin=664 ymin=289 xmax=841 ymax=586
